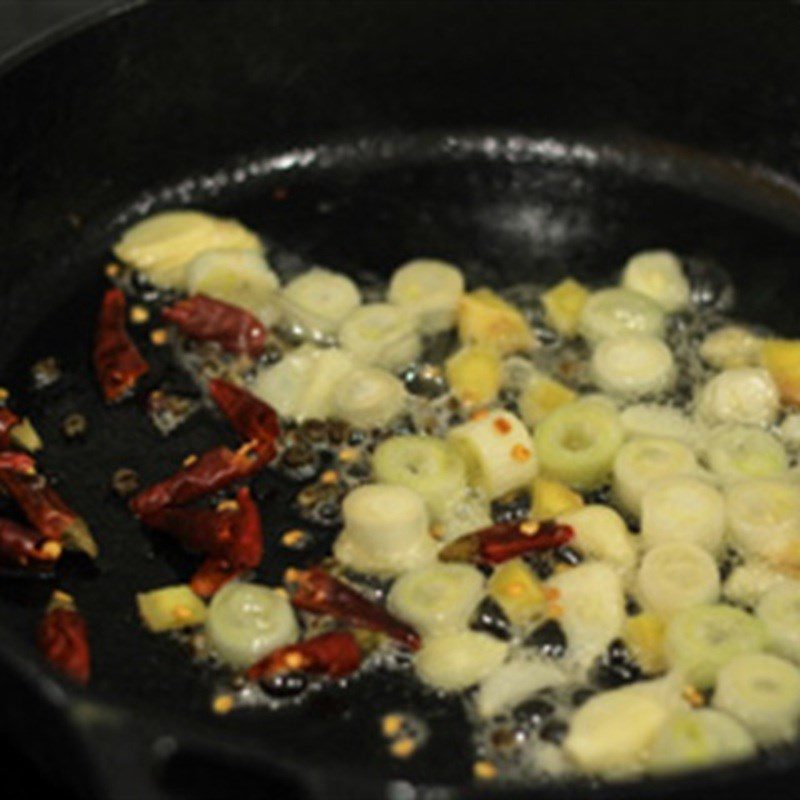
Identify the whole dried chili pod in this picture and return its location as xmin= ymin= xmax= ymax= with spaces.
xmin=438 ymin=520 xmax=574 ymax=565
xmin=0 ymin=451 xmax=36 ymax=474
xmin=129 ymin=442 xmax=267 ymax=518
xmin=0 ymin=469 xmax=97 ymax=558
xmin=0 ymin=517 xmax=62 ymax=568
xmin=37 ymin=591 xmax=90 ymax=684
xmin=162 ymin=295 xmax=266 ymax=357
xmin=140 ymin=505 xmax=238 ymax=556
xmin=208 ymin=379 xmax=280 ymax=453
xmin=93 ymin=287 xmax=149 ymax=403
xmin=246 ymin=631 xmax=362 ymax=682
xmin=190 ymin=487 xmax=264 ymax=598
xmin=0 ymin=407 xmax=21 ymax=448
xmin=289 ymin=567 xmax=421 ymax=650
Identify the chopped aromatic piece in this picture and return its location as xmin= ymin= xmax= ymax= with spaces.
xmin=111 ymin=467 xmax=140 ymax=498
xmin=60 ymin=412 xmax=88 ymax=440
xmin=31 ymin=356 xmax=61 ymax=389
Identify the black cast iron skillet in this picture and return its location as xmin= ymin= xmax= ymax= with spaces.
xmin=4 ymin=1 xmax=800 ymax=798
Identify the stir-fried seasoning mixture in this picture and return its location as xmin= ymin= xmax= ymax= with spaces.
xmin=9 ymin=208 xmax=800 ymax=781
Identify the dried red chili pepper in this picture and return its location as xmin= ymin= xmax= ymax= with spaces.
xmin=0 ymin=469 xmax=97 ymax=558
xmin=0 ymin=407 xmax=21 ymax=448
xmin=129 ymin=442 xmax=267 ymax=518
xmin=0 ymin=451 xmax=36 ymax=474
xmin=189 ymin=487 xmax=264 ymax=598
xmin=208 ymin=379 xmax=280 ymax=455
xmin=439 ymin=520 xmax=574 ymax=565
xmin=162 ymin=295 xmax=266 ymax=357
xmin=93 ymin=287 xmax=149 ymax=402
xmin=289 ymin=568 xmax=420 ymax=650
xmin=140 ymin=504 xmax=238 ymax=556
xmin=246 ymin=631 xmax=362 ymax=682
xmin=0 ymin=517 xmax=61 ymax=568
xmin=37 ymin=591 xmax=90 ymax=684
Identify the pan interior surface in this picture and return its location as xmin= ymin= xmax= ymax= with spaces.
xmin=3 ymin=131 xmax=800 ymax=795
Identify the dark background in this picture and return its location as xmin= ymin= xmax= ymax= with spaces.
xmin=0 ymin=6 xmax=113 ymax=798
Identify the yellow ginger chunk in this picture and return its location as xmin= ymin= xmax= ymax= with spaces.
xmin=137 ymin=585 xmax=207 ymax=632
xmin=487 ymin=558 xmax=546 ymax=625
xmin=519 ymin=371 xmax=577 ymax=427
xmin=762 ymin=339 xmax=800 ymax=406
xmin=541 ymin=278 xmax=590 ymax=337
xmin=532 ymin=477 xmax=584 ymax=520
xmin=445 ymin=345 xmax=502 ymax=406
xmin=457 ymin=288 xmax=535 ymax=355
xmin=623 ymin=612 xmax=667 ymax=674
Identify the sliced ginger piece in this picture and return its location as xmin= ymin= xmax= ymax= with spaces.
xmin=532 ymin=477 xmax=584 ymax=520
xmin=445 ymin=345 xmax=502 ymax=406
xmin=762 ymin=339 xmax=800 ymax=406
xmin=137 ymin=585 xmax=207 ymax=632
xmin=487 ymin=558 xmax=546 ymax=625
xmin=541 ymin=278 xmax=590 ymax=337
xmin=519 ymin=370 xmax=577 ymax=427
xmin=623 ymin=612 xmax=667 ymax=674
xmin=457 ymin=288 xmax=535 ymax=355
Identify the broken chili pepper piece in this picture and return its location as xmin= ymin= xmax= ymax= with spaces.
xmin=37 ymin=591 xmax=90 ymax=684
xmin=129 ymin=442 xmax=268 ymax=518
xmin=140 ymin=504 xmax=238 ymax=556
xmin=93 ymin=287 xmax=149 ymax=402
xmin=0 ymin=407 xmax=21 ymax=448
xmin=0 ymin=451 xmax=36 ymax=474
xmin=439 ymin=520 xmax=574 ymax=565
xmin=0 ymin=517 xmax=61 ymax=568
xmin=162 ymin=295 xmax=266 ymax=357
xmin=246 ymin=631 xmax=362 ymax=682
xmin=208 ymin=379 xmax=280 ymax=454
xmin=0 ymin=469 xmax=97 ymax=558
xmin=289 ymin=567 xmax=420 ymax=650
xmin=189 ymin=487 xmax=264 ymax=598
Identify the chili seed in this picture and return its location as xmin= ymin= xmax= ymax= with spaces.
xmin=262 ymin=671 xmax=308 ymax=698
xmin=60 ymin=412 xmax=88 ymax=440
xmin=111 ymin=467 xmax=140 ymax=498
xmin=524 ymin=619 xmax=567 ymax=659
xmin=327 ymin=419 xmax=350 ymax=445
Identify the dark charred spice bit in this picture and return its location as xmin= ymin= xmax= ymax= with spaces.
xmin=129 ymin=442 xmax=268 ymax=517
xmin=490 ymin=727 xmax=519 ymax=750
xmin=289 ymin=567 xmax=420 ymax=650
xmin=262 ymin=670 xmax=309 ymax=698
xmin=60 ymin=413 xmax=88 ymax=440
xmin=162 ymin=295 xmax=267 ymax=357
xmin=37 ymin=591 xmax=90 ymax=684
xmin=439 ymin=520 xmax=574 ymax=566
xmin=470 ymin=597 xmax=512 ymax=641
xmin=0 ymin=517 xmax=61 ymax=568
xmin=326 ymin=420 xmax=350 ymax=446
xmin=513 ymin=696 xmax=556 ymax=731
xmin=247 ymin=631 xmax=362 ymax=682
xmin=491 ymin=491 xmax=531 ymax=524
xmin=111 ymin=467 xmax=140 ymax=498
xmin=539 ymin=718 xmax=569 ymax=745
xmin=524 ymin=619 xmax=567 ymax=659
xmin=299 ymin=419 xmax=327 ymax=443
xmin=31 ymin=356 xmax=62 ymax=390
xmin=208 ymin=379 xmax=280 ymax=455
xmin=0 ymin=469 xmax=97 ymax=558
xmin=571 ymin=687 xmax=596 ymax=707
xmin=554 ymin=546 xmax=583 ymax=566
xmin=625 ymin=596 xmax=642 ymax=616
xmin=93 ymin=288 xmax=149 ymax=402
xmin=402 ymin=363 xmax=446 ymax=398
xmin=590 ymin=638 xmax=642 ymax=689
xmin=281 ymin=442 xmax=319 ymax=479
